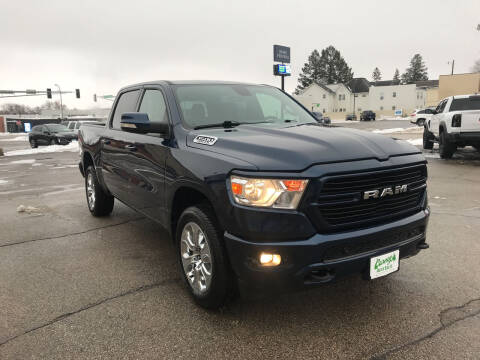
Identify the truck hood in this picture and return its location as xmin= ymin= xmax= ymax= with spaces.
xmin=186 ymin=124 xmax=422 ymax=171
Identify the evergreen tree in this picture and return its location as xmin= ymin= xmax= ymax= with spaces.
xmin=372 ymin=67 xmax=382 ymax=81
xmin=401 ymin=54 xmax=428 ymax=84
xmin=472 ymin=59 xmax=480 ymax=72
xmin=393 ymin=68 xmax=400 ymax=81
xmin=295 ymin=46 xmax=353 ymax=94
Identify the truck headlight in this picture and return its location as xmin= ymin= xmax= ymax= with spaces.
xmin=230 ymin=176 xmax=308 ymax=209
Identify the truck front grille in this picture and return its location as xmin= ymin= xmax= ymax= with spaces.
xmin=304 ymin=164 xmax=427 ymax=233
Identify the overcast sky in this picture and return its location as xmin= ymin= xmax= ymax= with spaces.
xmin=1 ymin=0 xmax=479 ymax=109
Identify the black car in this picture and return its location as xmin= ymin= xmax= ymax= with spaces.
xmin=345 ymin=113 xmax=357 ymax=121
xmin=360 ymin=110 xmax=376 ymax=121
xmin=29 ymin=124 xmax=78 ymax=148
xmin=312 ymin=111 xmax=331 ymax=125
xmin=79 ymin=81 xmax=429 ymax=309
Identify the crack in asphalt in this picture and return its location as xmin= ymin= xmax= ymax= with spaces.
xmin=0 ymin=217 xmax=145 ymax=248
xmin=370 ymin=297 xmax=480 ymax=359
xmin=0 ymin=277 xmax=181 ymax=347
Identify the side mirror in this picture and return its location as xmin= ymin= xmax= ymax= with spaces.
xmin=431 ymin=110 xmax=437 ymax=115
xmin=120 ymin=113 xmax=169 ymax=136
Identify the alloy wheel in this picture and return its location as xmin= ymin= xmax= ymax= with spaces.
xmin=180 ymin=221 xmax=213 ymax=295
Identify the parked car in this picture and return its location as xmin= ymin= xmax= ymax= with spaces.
xmin=29 ymin=123 xmax=78 ymax=148
xmin=360 ymin=110 xmax=376 ymax=121
xmin=423 ymin=94 xmax=480 ymax=158
xmin=410 ymin=108 xmax=435 ymax=126
xmin=79 ymin=81 xmax=429 ymax=309
xmin=65 ymin=120 xmax=103 ymax=133
xmin=312 ymin=112 xmax=331 ymax=125
xmin=345 ymin=113 xmax=357 ymax=121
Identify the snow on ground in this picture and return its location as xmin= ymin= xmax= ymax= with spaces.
xmin=4 ymin=141 xmax=79 ymax=157
xmin=9 ymin=159 xmax=36 ymax=164
xmin=405 ymin=138 xmax=422 ymax=146
xmin=372 ymin=127 xmax=421 ymax=134
xmin=0 ymin=179 xmax=8 ymax=185
xmin=0 ymin=135 xmax=28 ymax=142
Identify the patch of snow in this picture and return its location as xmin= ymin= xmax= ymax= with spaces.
xmin=16 ymin=204 xmax=41 ymax=214
xmin=0 ymin=135 xmax=28 ymax=142
xmin=4 ymin=141 xmax=79 ymax=157
xmin=372 ymin=127 xmax=420 ymax=134
xmin=423 ymin=152 xmax=440 ymax=159
xmin=0 ymin=179 xmax=7 ymax=185
xmin=32 ymin=163 xmax=43 ymax=167
xmin=406 ymin=138 xmax=423 ymax=146
xmin=9 ymin=159 xmax=36 ymax=164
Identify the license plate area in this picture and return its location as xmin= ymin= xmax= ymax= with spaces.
xmin=370 ymin=250 xmax=399 ymax=279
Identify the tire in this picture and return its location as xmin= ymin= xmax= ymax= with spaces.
xmin=176 ymin=204 xmax=232 ymax=309
xmin=85 ymin=165 xmax=114 ymax=216
xmin=416 ymin=118 xmax=425 ymax=126
xmin=423 ymin=127 xmax=434 ymax=150
xmin=29 ymin=139 xmax=37 ymax=148
xmin=439 ymin=130 xmax=456 ymax=159
xmin=50 ymin=138 xmax=56 ymax=145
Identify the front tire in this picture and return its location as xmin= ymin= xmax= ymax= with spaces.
xmin=439 ymin=131 xmax=456 ymax=159
xmin=29 ymin=139 xmax=37 ymax=148
xmin=176 ymin=204 xmax=232 ymax=309
xmin=416 ymin=118 xmax=425 ymax=126
xmin=85 ymin=166 xmax=114 ymax=216
xmin=50 ymin=138 xmax=56 ymax=145
xmin=423 ymin=127 xmax=434 ymax=150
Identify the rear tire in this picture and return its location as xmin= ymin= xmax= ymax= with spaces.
xmin=29 ymin=139 xmax=37 ymax=148
xmin=85 ymin=165 xmax=114 ymax=216
xmin=176 ymin=204 xmax=233 ymax=309
xmin=423 ymin=127 xmax=434 ymax=150
xmin=439 ymin=130 xmax=456 ymax=159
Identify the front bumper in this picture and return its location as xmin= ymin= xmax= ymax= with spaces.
xmin=224 ymin=209 xmax=429 ymax=296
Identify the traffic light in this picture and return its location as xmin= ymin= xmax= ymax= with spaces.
xmin=46 ymin=88 xmax=52 ymax=99
xmin=93 ymin=94 xmax=97 ymax=102
xmin=75 ymin=89 xmax=80 ymax=98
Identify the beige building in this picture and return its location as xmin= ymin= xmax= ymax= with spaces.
xmin=295 ymin=78 xmax=438 ymax=119
xmin=438 ymin=72 xmax=480 ymax=100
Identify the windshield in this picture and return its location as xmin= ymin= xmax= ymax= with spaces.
xmin=46 ymin=124 xmax=70 ymax=132
xmin=174 ymin=84 xmax=315 ymax=129
xmin=450 ymin=97 xmax=480 ymax=111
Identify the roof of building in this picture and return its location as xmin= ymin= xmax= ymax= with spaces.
xmin=312 ymin=81 xmax=336 ymax=94
xmin=415 ymin=80 xmax=439 ymax=88
xmin=348 ymin=78 xmax=370 ymax=93
xmin=370 ymin=80 xmax=401 ymax=87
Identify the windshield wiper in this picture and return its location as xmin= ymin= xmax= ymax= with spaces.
xmin=194 ymin=121 xmax=241 ymax=130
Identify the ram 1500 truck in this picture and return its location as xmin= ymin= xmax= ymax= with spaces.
xmin=79 ymin=81 xmax=430 ymax=309
xmin=423 ymin=94 xmax=480 ymax=158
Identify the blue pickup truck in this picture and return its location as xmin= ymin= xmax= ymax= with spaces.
xmin=78 ymin=81 xmax=430 ymax=309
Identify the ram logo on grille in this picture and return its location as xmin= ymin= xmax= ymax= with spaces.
xmin=363 ymin=184 xmax=408 ymax=200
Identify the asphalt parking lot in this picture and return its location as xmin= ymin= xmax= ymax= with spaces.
xmin=1 ymin=120 xmax=479 ymax=359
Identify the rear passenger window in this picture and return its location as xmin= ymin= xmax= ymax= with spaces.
xmin=139 ymin=90 xmax=169 ymax=125
xmin=111 ymin=90 xmax=140 ymax=129
xmin=68 ymin=122 xmax=75 ymax=129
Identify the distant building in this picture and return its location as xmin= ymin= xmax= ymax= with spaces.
xmin=294 ymin=78 xmax=439 ymax=118
xmin=438 ymin=72 xmax=480 ymax=100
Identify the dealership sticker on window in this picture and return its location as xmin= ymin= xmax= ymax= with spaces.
xmin=193 ymin=135 xmax=218 ymax=146
xmin=369 ymin=250 xmax=399 ymax=279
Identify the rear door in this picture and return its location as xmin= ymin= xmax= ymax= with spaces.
xmin=430 ymin=99 xmax=448 ymax=135
xmin=117 ymin=87 xmax=171 ymax=220
xmin=449 ymin=97 xmax=480 ymax=132
xmin=100 ymin=89 xmax=141 ymax=199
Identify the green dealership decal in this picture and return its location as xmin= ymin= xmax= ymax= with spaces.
xmin=374 ymin=253 xmax=397 ymax=272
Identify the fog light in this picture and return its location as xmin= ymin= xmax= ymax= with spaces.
xmin=259 ymin=253 xmax=281 ymax=266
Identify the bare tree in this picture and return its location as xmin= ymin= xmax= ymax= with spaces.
xmin=473 ymin=59 xmax=480 ymax=72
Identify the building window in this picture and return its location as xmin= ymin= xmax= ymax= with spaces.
xmin=338 ymin=95 xmax=341 ymax=100
xmin=362 ymin=94 xmax=366 ymax=97
xmin=380 ymin=106 xmax=383 ymax=110
xmin=343 ymin=108 xmax=346 ymax=112
xmin=323 ymin=109 xmax=326 ymax=113
xmin=392 ymin=92 xmax=396 ymax=98
xmin=322 ymin=94 xmax=326 ymax=99
xmin=392 ymin=106 xmax=396 ymax=110
xmin=358 ymin=108 xmax=362 ymax=111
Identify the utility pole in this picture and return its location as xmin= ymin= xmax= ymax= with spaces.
xmin=54 ymin=83 xmax=64 ymax=119
xmin=448 ymin=60 xmax=455 ymax=75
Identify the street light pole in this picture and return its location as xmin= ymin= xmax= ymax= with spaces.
xmin=54 ymin=83 xmax=63 ymax=119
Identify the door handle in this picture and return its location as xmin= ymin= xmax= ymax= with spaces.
xmin=101 ymin=139 xmax=111 ymax=145
xmin=124 ymin=144 xmax=137 ymax=151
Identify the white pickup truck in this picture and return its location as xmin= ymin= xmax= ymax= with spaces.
xmin=423 ymin=94 xmax=480 ymax=158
